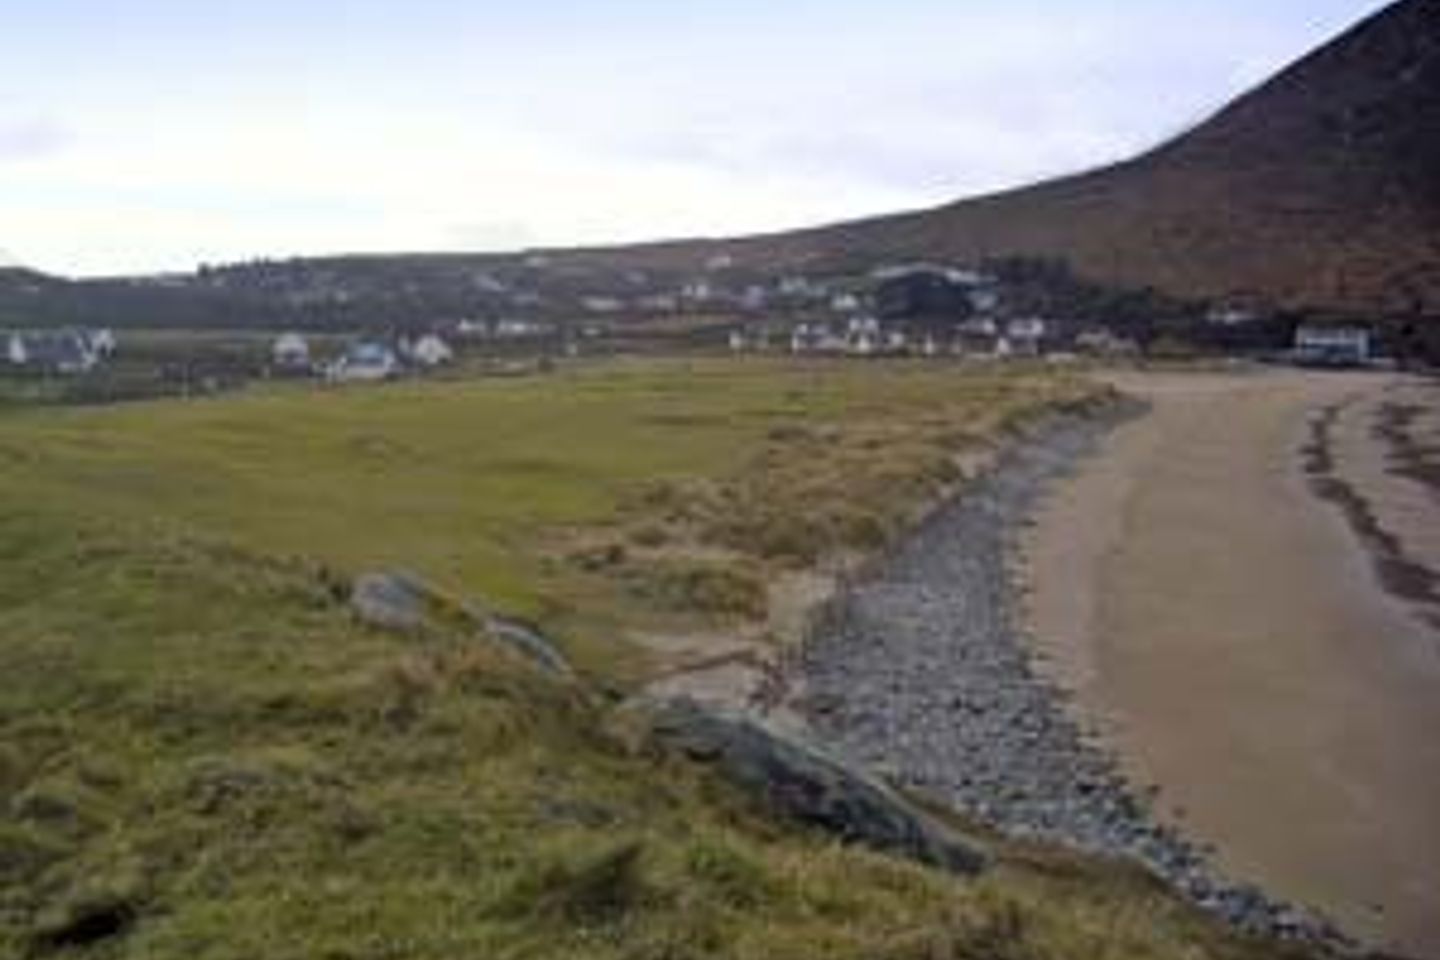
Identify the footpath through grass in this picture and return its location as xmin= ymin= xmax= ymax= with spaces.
xmin=0 ymin=358 xmax=1314 ymax=959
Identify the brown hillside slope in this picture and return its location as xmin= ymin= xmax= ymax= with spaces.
xmin=562 ymin=0 xmax=1440 ymax=313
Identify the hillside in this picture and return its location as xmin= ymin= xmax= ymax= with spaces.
xmin=553 ymin=0 xmax=1440 ymax=314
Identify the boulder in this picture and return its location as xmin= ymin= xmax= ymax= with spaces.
xmin=487 ymin=613 xmax=574 ymax=678
xmin=639 ymin=696 xmax=986 ymax=875
xmin=350 ymin=570 xmax=430 ymax=631
xmin=351 ymin=570 xmax=573 ymax=676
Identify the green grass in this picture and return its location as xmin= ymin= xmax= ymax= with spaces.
xmin=0 ymin=358 xmax=1315 ymax=958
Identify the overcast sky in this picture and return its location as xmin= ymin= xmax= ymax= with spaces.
xmin=0 ymin=0 xmax=1389 ymax=276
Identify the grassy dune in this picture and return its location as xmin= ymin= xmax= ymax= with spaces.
xmin=0 ymin=359 xmax=1310 ymax=959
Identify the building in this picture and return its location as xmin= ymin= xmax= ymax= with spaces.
xmin=5 ymin=332 xmax=27 ymax=365
xmin=82 ymin=328 xmax=117 ymax=357
xmin=408 ymin=334 xmax=454 ymax=368
xmin=845 ymin=316 xmax=882 ymax=355
xmin=327 ymin=342 xmax=400 ymax=382
xmin=271 ymin=332 xmax=311 ymax=372
xmin=873 ymin=268 xmax=976 ymax=322
xmin=1294 ymin=325 xmax=1372 ymax=367
xmin=1005 ymin=318 xmax=1048 ymax=357
xmin=790 ymin=322 xmax=847 ymax=355
xmin=5 ymin=331 xmax=100 ymax=374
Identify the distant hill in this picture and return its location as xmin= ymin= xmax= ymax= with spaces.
xmin=553 ymin=0 xmax=1440 ymax=315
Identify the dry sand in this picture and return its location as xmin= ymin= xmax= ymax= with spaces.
xmin=1026 ymin=369 xmax=1440 ymax=958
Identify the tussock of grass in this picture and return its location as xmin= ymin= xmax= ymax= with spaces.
xmin=629 ymin=556 xmax=769 ymax=620
xmin=0 ymin=360 xmax=1317 ymax=958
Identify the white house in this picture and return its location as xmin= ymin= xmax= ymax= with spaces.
xmin=789 ymin=323 xmax=812 ymax=354
xmin=6 ymin=332 xmax=27 ymax=365
xmin=845 ymin=316 xmax=882 ymax=356
xmin=84 ymin=328 xmax=118 ymax=357
xmin=328 ymin=342 xmax=400 ymax=382
xmin=410 ymin=334 xmax=454 ymax=367
xmin=9 ymin=332 xmax=98 ymax=374
xmin=1005 ymin=318 xmax=1048 ymax=356
xmin=791 ymin=322 xmax=844 ymax=354
xmin=271 ymin=332 xmax=311 ymax=370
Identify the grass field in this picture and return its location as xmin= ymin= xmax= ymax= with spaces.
xmin=0 ymin=358 xmax=1315 ymax=959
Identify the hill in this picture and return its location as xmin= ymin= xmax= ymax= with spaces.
xmin=553 ymin=0 xmax=1440 ymax=315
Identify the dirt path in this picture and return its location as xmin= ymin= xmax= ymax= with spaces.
xmin=1026 ymin=370 xmax=1440 ymax=957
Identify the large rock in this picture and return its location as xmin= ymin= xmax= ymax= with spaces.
xmin=351 ymin=571 xmax=572 ymax=677
xmin=487 ymin=613 xmax=574 ymax=678
xmin=638 ymin=696 xmax=987 ymax=876
xmin=351 ymin=570 xmax=430 ymax=631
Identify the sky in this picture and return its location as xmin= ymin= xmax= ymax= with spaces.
xmin=0 ymin=0 xmax=1391 ymax=277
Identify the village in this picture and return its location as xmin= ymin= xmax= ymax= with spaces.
xmin=0 ymin=258 xmax=1388 ymax=400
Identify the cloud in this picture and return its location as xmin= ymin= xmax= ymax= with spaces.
xmin=0 ymin=1 xmax=1386 ymax=274
xmin=0 ymin=118 xmax=71 ymax=162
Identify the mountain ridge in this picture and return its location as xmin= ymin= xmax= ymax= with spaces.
xmin=7 ymin=0 xmax=1438 ymax=322
xmin=544 ymin=0 xmax=1440 ymax=314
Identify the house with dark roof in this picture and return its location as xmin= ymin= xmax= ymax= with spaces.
xmin=326 ymin=341 xmax=400 ymax=382
xmin=6 ymin=331 xmax=99 ymax=374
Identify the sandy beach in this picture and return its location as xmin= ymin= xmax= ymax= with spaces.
xmin=1026 ymin=369 xmax=1440 ymax=957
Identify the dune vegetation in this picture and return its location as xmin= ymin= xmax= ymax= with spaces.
xmin=0 ymin=358 xmax=1315 ymax=959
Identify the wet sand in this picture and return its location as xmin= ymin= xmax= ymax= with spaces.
xmin=1026 ymin=370 xmax=1440 ymax=957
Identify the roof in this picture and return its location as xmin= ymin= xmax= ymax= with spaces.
xmin=16 ymin=332 xmax=92 ymax=367
xmin=345 ymin=342 xmax=396 ymax=364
